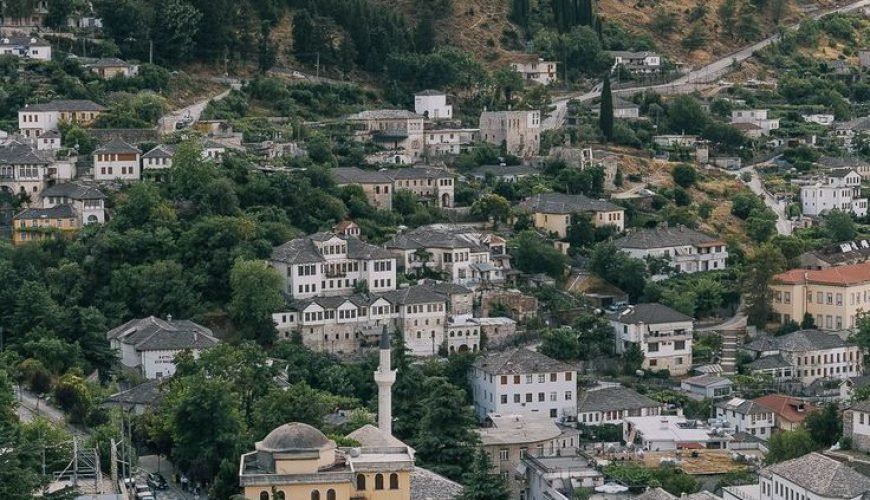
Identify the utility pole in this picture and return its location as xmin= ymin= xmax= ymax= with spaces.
xmin=110 ymin=439 xmax=118 ymax=487
xmin=316 ymin=52 xmax=320 ymax=79
xmin=149 ymin=40 xmax=153 ymax=65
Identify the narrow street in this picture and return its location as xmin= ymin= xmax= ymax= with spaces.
xmin=738 ymin=166 xmax=793 ymax=236
xmin=158 ymin=85 xmax=237 ymax=135
xmin=14 ymin=386 xmax=88 ymax=437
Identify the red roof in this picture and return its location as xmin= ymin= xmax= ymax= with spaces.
xmin=753 ymin=394 xmax=818 ymax=424
xmin=773 ymin=263 xmax=870 ymax=286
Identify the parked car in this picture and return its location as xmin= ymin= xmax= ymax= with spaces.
xmin=147 ymin=472 xmax=168 ymax=490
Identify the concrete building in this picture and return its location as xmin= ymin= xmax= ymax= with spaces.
xmin=510 ymin=59 xmax=558 ymax=85
xmin=744 ymin=330 xmax=863 ymax=385
xmin=270 ymin=232 xmax=397 ymax=300
xmin=332 ymin=167 xmax=394 ymax=210
xmin=731 ymin=109 xmax=780 ymax=136
xmin=93 ymin=138 xmax=141 ymax=181
xmin=681 ymin=375 xmax=733 ymax=399
xmin=40 ymin=181 xmax=106 ymax=225
xmin=346 ymin=109 xmax=426 ymax=162
xmin=753 ymin=394 xmax=818 ymax=432
xmin=383 ymin=167 xmax=454 ymax=208
xmin=424 ymin=127 xmax=478 ymax=156
xmin=480 ymin=110 xmax=541 ymax=157
xmin=722 ymin=453 xmax=870 ymax=500
xmin=623 ymin=416 xmax=731 ymax=451
xmin=477 ymin=414 xmax=579 ymax=497
xmin=577 ymin=385 xmax=664 ymax=426
xmin=715 ymin=397 xmax=776 ymax=440
xmin=606 ymin=51 xmax=661 ymax=74
xmin=87 ymin=57 xmax=137 ymax=78
xmin=106 ymin=316 xmax=219 ymax=379
xmin=470 ymin=348 xmax=576 ymax=421
xmin=0 ymin=35 xmax=50 ymax=60
xmin=517 ymin=192 xmax=625 ymax=237
xmin=801 ymin=168 xmax=867 ymax=217
xmin=608 ymin=303 xmax=694 ymax=376
xmin=614 ymin=226 xmax=727 ymax=280
xmin=521 ymin=455 xmax=604 ymax=500
xmin=12 ymin=204 xmax=79 ymax=245
xmin=770 ymin=262 xmax=870 ymax=330
xmin=413 ymin=90 xmax=452 ymax=120
xmin=843 ymin=400 xmax=870 ymax=452
xmin=799 ymin=240 xmax=870 ymax=270
xmin=18 ymin=99 xmax=106 ymax=138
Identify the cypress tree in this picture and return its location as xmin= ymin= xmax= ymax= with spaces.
xmin=599 ymin=74 xmax=614 ymax=140
xmin=458 ymin=448 xmax=511 ymax=500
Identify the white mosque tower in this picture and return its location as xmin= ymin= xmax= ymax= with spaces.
xmin=374 ymin=325 xmax=397 ymax=435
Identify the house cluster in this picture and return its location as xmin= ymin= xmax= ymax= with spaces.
xmin=731 ymin=109 xmax=780 ymax=137
xmin=332 ymin=166 xmax=455 ymax=209
xmin=605 ymin=50 xmax=662 ymax=75
xmin=800 ymin=168 xmax=868 ymax=217
xmin=742 ymin=329 xmax=863 ymax=385
xmin=268 ymin=226 xmax=517 ymax=356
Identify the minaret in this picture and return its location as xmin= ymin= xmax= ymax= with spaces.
xmin=374 ymin=325 xmax=397 ymax=435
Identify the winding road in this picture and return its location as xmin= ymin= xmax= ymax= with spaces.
xmin=543 ymin=0 xmax=870 ymax=130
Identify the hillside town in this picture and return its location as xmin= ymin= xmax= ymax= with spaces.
xmin=8 ymin=1 xmax=870 ymax=500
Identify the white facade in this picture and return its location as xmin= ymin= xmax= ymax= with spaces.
xmin=470 ymin=349 xmax=576 ymax=421
xmin=414 ymin=91 xmax=453 ymax=120
xmin=610 ymin=304 xmax=694 ymax=376
xmin=623 ymin=416 xmax=730 ymax=451
xmin=511 ymin=60 xmax=558 ymax=85
xmin=801 ymin=170 xmax=867 ymax=217
xmin=715 ymin=398 xmax=776 ymax=440
xmin=0 ymin=36 xmax=51 ymax=60
xmin=424 ymin=128 xmax=478 ymax=156
xmin=803 ymin=114 xmax=835 ymax=126
xmin=18 ymin=109 xmax=58 ymax=138
xmin=731 ymin=109 xmax=780 ymax=136
xmin=41 ymin=185 xmax=106 ymax=225
xmin=93 ymin=149 xmax=141 ymax=180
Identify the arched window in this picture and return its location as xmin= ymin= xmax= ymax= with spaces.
xmin=311 ymin=491 xmax=320 ymax=500
xmin=260 ymin=493 xmax=269 ymax=500
xmin=390 ymin=473 xmax=399 ymax=489
xmin=275 ymin=493 xmax=286 ymax=500
xmin=327 ymin=490 xmax=336 ymax=500
xmin=356 ymin=474 xmax=366 ymax=490
xmin=375 ymin=473 xmax=385 ymax=490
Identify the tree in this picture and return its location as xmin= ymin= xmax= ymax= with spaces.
xmin=44 ymin=0 xmax=74 ymax=29
xmin=736 ymin=5 xmax=762 ymax=41
xmin=0 ymin=424 xmax=44 ymax=499
xmin=508 ymin=230 xmax=568 ymax=278
xmin=746 ymin=208 xmax=777 ymax=243
xmin=492 ymin=67 xmax=525 ymax=108
xmin=510 ymin=0 xmax=531 ymax=33
xmin=471 ymin=194 xmax=512 ymax=224
xmin=53 ymin=372 xmax=93 ymax=424
xmin=229 ymin=259 xmax=283 ymax=345
xmin=589 ymin=243 xmax=648 ymax=300
xmin=765 ymin=428 xmax=818 ymax=464
xmin=599 ymin=75 xmax=614 ymax=140
xmin=805 ymin=403 xmax=842 ymax=447
xmin=666 ymin=96 xmax=709 ymax=135
xmin=824 ymin=210 xmax=856 ymax=242
xmin=153 ymin=0 xmax=203 ymax=63
xmin=251 ymin=384 xmax=351 ymax=438
xmin=718 ymin=0 xmax=738 ymax=37
xmin=731 ymin=192 xmax=765 ymax=219
xmin=459 ymin=448 xmax=511 ymax=500
xmin=649 ymin=11 xmax=678 ymax=35
xmin=742 ymin=244 xmax=786 ymax=329
xmin=540 ymin=327 xmax=582 ymax=360
xmin=623 ymin=343 xmax=645 ymax=375
xmin=672 ymin=164 xmax=697 ymax=188
xmin=801 ymin=312 xmax=816 ymax=329
xmin=415 ymin=13 xmax=437 ymax=53
xmin=412 ymin=377 xmax=479 ymax=481
xmin=683 ymin=23 xmax=708 ymax=50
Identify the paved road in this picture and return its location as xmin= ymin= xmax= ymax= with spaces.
xmin=543 ymin=0 xmax=870 ymax=130
xmin=737 ymin=165 xmax=793 ymax=235
xmin=136 ymin=455 xmax=200 ymax=500
xmin=14 ymin=386 xmax=89 ymax=436
xmin=158 ymin=87 xmax=234 ymax=135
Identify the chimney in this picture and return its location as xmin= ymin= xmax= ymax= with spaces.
xmin=166 ymin=313 xmax=173 ymax=322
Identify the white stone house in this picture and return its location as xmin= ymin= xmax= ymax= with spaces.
xmin=36 ymin=129 xmax=60 ymax=151
xmin=715 ymin=397 xmax=775 ymax=440
xmin=141 ymin=144 xmax=176 ymax=171
xmin=611 ymin=97 xmax=640 ymax=119
xmin=510 ymin=59 xmax=558 ymax=85
xmin=0 ymin=140 xmax=53 ymax=197
xmin=731 ymin=109 xmax=780 ymax=136
xmin=471 ymin=348 xmax=577 ymax=421
xmin=106 ymin=316 xmax=219 ymax=379
xmin=424 ymin=127 xmax=478 ymax=156
xmin=722 ymin=453 xmax=870 ymax=500
xmin=18 ymin=99 xmax=106 ymax=138
xmin=800 ymin=168 xmax=868 ymax=217
xmin=681 ymin=375 xmax=733 ymax=399
xmin=614 ymin=226 xmax=728 ymax=280
xmin=0 ymin=36 xmax=50 ymax=60
xmin=744 ymin=330 xmax=863 ymax=386
xmin=843 ymin=400 xmax=870 ymax=452
xmin=609 ymin=303 xmax=694 ymax=375
xmin=93 ymin=138 xmax=141 ymax=181
xmin=606 ymin=51 xmax=661 ymax=74
xmin=414 ymin=90 xmax=453 ymax=120
xmin=40 ymin=182 xmax=106 ymax=225
xmin=270 ymin=232 xmax=397 ymax=300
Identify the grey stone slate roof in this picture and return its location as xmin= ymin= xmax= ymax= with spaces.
xmin=142 ymin=144 xmax=176 ymax=159
xmin=347 ymin=236 xmax=393 ymax=260
xmin=415 ymin=89 xmax=445 ymax=97
xmin=347 ymin=109 xmax=422 ymax=120
xmin=104 ymin=379 xmax=164 ymax=407
xmin=632 ymin=487 xmax=676 ymax=500
xmin=15 ymin=204 xmax=75 ymax=220
xmin=24 ymin=99 xmax=107 ymax=112
xmin=608 ymin=303 xmax=693 ymax=324
xmin=331 ymin=166 xmax=392 ymax=184
xmin=385 ymin=230 xmax=487 ymax=252
xmin=469 ymin=164 xmax=540 ymax=178
xmin=577 ymin=386 xmax=661 ymax=413
xmin=0 ymin=141 xmax=51 ymax=165
xmin=89 ymin=57 xmax=132 ymax=67
xmin=682 ymin=374 xmax=732 ymax=388
xmin=410 ymin=466 xmax=463 ymax=499
xmin=614 ymin=226 xmax=723 ymax=249
xmin=746 ymin=354 xmax=792 ymax=371
xmin=93 ymin=138 xmax=140 ymax=155
xmin=745 ymin=330 xmax=853 ymax=352
xmin=382 ymin=167 xmax=451 ymax=180
xmin=271 ymin=237 xmax=325 ymax=264
xmin=761 ymin=453 xmax=870 ymax=498
xmin=41 ymin=182 xmax=105 ymax=200
xmin=0 ymin=36 xmax=50 ymax=47
xmin=107 ymin=316 xmax=217 ymax=352
xmin=613 ymin=96 xmax=639 ymax=109
xmin=850 ymin=400 xmax=870 ymax=413
xmin=716 ymin=397 xmax=772 ymax=416
xmin=518 ymin=192 xmax=622 ymax=214
xmin=473 ymin=348 xmax=575 ymax=375
xmin=828 ymin=167 xmax=858 ymax=178
xmin=382 ymin=284 xmax=447 ymax=305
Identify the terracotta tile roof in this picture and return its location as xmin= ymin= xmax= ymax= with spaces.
xmin=752 ymin=394 xmax=818 ymax=424
xmin=773 ymin=262 xmax=870 ymax=286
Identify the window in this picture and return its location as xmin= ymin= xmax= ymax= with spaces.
xmin=526 ymin=375 xmax=533 ymax=383
xmin=514 ymin=394 xmax=520 ymax=403
xmin=389 ymin=473 xmax=399 ymax=489
xmin=499 ymin=448 xmax=509 ymax=461
xmin=565 ymin=391 xmax=572 ymax=400
xmin=550 ymin=373 xmax=557 ymax=382
xmin=375 ymin=474 xmax=384 ymax=490
xmin=538 ymin=374 xmax=546 ymax=383
xmin=674 ymin=341 xmax=686 ymax=351
xmin=260 ymin=493 xmax=269 ymax=500
xmin=357 ymin=474 xmax=366 ymax=490
xmin=538 ymin=392 xmax=545 ymax=402
xmin=550 ymin=392 xmax=557 ymax=401
xmin=501 ymin=394 xmax=507 ymax=404
xmin=550 ymin=409 xmax=557 ymax=418
xmin=525 ymin=393 xmax=532 ymax=402
xmin=275 ymin=493 xmax=285 ymax=500
xmin=565 ymin=372 xmax=572 ymax=381
xmin=648 ymin=343 xmax=659 ymax=352
xmin=311 ymin=492 xmax=320 ymax=500
xmin=327 ymin=490 xmax=336 ymax=500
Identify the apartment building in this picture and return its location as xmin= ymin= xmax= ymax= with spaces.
xmin=614 ymin=226 xmax=728 ymax=280
xmin=270 ymin=232 xmax=397 ymax=300
xmin=770 ymin=262 xmax=870 ymax=330
xmin=731 ymin=109 xmax=780 ymax=136
xmin=517 ymin=192 xmax=625 ymax=237
xmin=92 ymin=138 xmax=141 ymax=181
xmin=510 ymin=59 xmax=558 ymax=85
xmin=801 ymin=168 xmax=868 ymax=217
xmin=470 ymin=348 xmax=577 ymax=421
xmin=609 ymin=303 xmax=694 ymax=375
xmin=18 ymin=99 xmax=106 ymax=137
xmin=480 ymin=110 xmax=541 ymax=157
xmin=744 ymin=330 xmax=863 ymax=385
xmin=715 ymin=397 xmax=776 ymax=440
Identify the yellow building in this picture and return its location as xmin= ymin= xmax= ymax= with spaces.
xmin=517 ymin=192 xmax=624 ymax=238
xmin=12 ymin=204 xmax=79 ymax=245
xmin=770 ymin=262 xmax=870 ymax=330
